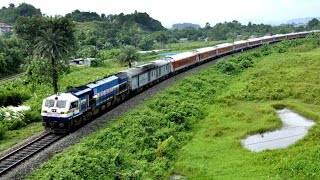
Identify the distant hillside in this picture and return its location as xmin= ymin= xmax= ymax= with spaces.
xmin=67 ymin=10 xmax=165 ymax=32
xmin=286 ymin=17 xmax=320 ymax=25
xmin=0 ymin=3 xmax=42 ymax=24
xmin=67 ymin=10 xmax=102 ymax=22
xmin=172 ymin=23 xmax=200 ymax=30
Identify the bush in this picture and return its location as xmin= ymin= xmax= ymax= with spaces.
xmin=216 ymin=60 xmax=238 ymax=74
xmin=90 ymin=58 xmax=104 ymax=67
xmin=0 ymin=124 xmax=6 ymax=140
xmin=156 ymin=136 xmax=178 ymax=159
xmin=24 ymin=110 xmax=42 ymax=123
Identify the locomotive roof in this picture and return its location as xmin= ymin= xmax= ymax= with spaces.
xmin=45 ymin=93 xmax=78 ymax=102
xmin=121 ymin=64 xmax=157 ymax=77
xmin=67 ymin=85 xmax=91 ymax=97
xmin=115 ymin=72 xmax=129 ymax=79
xmin=86 ymin=75 xmax=118 ymax=88
xmin=138 ymin=63 xmax=157 ymax=70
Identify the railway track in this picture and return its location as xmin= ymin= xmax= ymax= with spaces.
xmin=0 ymin=73 xmax=24 ymax=83
xmin=0 ymin=132 xmax=64 ymax=176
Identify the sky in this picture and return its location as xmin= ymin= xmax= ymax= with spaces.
xmin=1 ymin=0 xmax=320 ymax=27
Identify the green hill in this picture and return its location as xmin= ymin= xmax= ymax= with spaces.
xmin=0 ymin=3 xmax=42 ymax=24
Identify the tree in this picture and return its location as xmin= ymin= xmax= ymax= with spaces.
xmin=0 ymin=3 xmax=41 ymax=24
xmin=205 ymin=22 xmax=211 ymax=29
xmin=67 ymin=10 xmax=102 ymax=22
xmin=0 ymin=36 xmax=25 ymax=77
xmin=118 ymin=45 xmax=140 ymax=67
xmin=33 ymin=28 xmax=70 ymax=93
xmin=307 ymin=18 xmax=320 ymax=30
xmin=138 ymin=35 xmax=154 ymax=50
xmin=15 ymin=16 xmax=76 ymax=93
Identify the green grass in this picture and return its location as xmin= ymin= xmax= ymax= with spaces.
xmin=15 ymin=36 xmax=320 ymax=178
xmin=0 ymin=122 xmax=43 ymax=153
xmin=173 ymin=42 xmax=320 ymax=178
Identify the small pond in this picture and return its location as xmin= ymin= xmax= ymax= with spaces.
xmin=242 ymin=108 xmax=315 ymax=152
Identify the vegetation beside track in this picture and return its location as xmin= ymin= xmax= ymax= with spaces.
xmin=29 ymin=35 xmax=320 ymax=179
xmin=0 ymin=40 xmax=225 ymax=147
xmin=0 ymin=64 xmax=123 ymax=144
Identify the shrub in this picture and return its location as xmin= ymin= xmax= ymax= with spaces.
xmin=0 ymin=124 xmax=6 ymax=140
xmin=156 ymin=136 xmax=178 ymax=159
xmin=216 ymin=60 xmax=238 ymax=74
xmin=90 ymin=58 xmax=104 ymax=67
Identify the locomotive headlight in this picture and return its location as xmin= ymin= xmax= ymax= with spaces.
xmin=59 ymin=123 xmax=65 ymax=128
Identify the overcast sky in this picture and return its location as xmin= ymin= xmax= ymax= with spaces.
xmin=1 ymin=0 xmax=319 ymax=27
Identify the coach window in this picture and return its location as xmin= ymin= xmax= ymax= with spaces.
xmin=70 ymin=101 xmax=79 ymax=110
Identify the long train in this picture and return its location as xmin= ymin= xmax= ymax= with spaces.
xmin=41 ymin=30 xmax=320 ymax=133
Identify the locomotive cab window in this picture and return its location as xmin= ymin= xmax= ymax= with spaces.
xmin=70 ymin=101 xmax=79 ymax=109
xmin=45 ymin=99 xmax=55 ymax=108
xmin=56 ymin=100 xmax=66 ymax=108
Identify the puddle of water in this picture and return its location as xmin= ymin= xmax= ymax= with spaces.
xmin=242 ymin=108 xmax=315 ymax=152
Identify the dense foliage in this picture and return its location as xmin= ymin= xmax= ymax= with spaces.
xmin=0 ymin=3 xmax=41 ymax=24
xmin=15 ymin=16 xmax=76 ymax=56
xmin=67 ymin=10 xmax=103 ymax=22
xmin=15 ymin=16 xmax=77 ymax=93
xmin=0 ymin=35 xmax=25 ymax=77
xmin=172 ymin=23 xmax=201 ymax=30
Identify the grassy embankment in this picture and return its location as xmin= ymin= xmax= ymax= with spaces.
xmin=0 ymin=40 xmax=224 ymax=152
xmin=28 ymin=35 xmax=320 ymax=179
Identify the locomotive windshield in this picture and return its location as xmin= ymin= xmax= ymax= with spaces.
xmin=56 ymin=100 xmax=67 ymax=108
xmin=45 ymin=100 xmax=55 ymax=108
xmin=44 ymin=100 xmax=67 ymax=108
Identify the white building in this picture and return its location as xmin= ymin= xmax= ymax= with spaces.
xmin=69 ymin=58 xmax=94 ymax=67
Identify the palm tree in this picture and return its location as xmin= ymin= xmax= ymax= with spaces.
xmin=119 ymin=45 xmax=140 ymax=68
xmin=33 ymin=28 xmax=70 ymax=94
